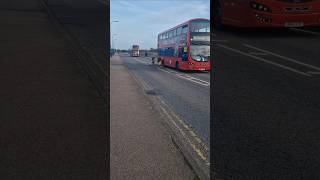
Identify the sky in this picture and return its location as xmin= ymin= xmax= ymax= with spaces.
xmin=110 ymin=0 xmax=210 ymax=50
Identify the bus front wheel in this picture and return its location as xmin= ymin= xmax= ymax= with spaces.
xmin=158 ymin=58 xmax=162 ymax=65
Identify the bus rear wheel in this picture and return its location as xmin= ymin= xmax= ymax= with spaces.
xmin=175 ymin=62 xmax=180 ymax=70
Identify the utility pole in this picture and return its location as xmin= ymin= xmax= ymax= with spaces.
xmin=110 ymin=20 xmax=119 ymax=56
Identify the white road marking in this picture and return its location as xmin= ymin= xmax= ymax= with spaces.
xmin=158 ymin=68 xmax=210 ymax=86
xmin=132 ymin=57 xmax=210 ymax=86
xmin=218 ymin=44 xmax=312 ymax=77
xmin=290 ymin=28 xmax=320 ymax=36
xmin=159 ymin=68 xmax=210 ymax=84
xmin=212 ymin=39 xmax=228 ymax=43
xmin=133 ymin=57 xmax=150 ymax=65
xmin=249 ymin=52 xmax=268 ymax=56
xmin=307 ymin=71 xmax=320 ymax=75
xmin=243 ymin=44 xmax=320 ymax=72
xmin=178 ymin=74 xmax=210 ymax=84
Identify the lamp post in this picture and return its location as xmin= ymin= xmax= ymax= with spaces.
xmin=113 ymin=38 xmax=117 ymax=53
xmin=112 ymin=34 xmax=117 ymax=54
xmin=110 ymin=20 xmax=119 ymax=54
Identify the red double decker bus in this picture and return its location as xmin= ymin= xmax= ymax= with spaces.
xmin=157 ymin=18 xmax=210 ymax=71
xmin=213 ymin=0 xmax=320 ymax=28
xmin=131 ymin=45 xmax=140 ymax=57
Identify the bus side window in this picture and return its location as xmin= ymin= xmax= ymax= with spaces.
xmin=178 ymin=47 xmax=183 ymax=57
xmin=177 ymin=27 xmax=182 ymax=35
xmin=174 ymin=47 xmax=179 ymax=57
xmin=159 ymin=48 xmax=165 ymax=56
xmin=180 ymin=47 xmax=188 ymax=61
xmin=167 ymin=47 xmax=174 ymax=56
xmin=182 ymin=25 xmax=188 ymax=34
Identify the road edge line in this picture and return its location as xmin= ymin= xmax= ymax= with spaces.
xmin=40 ymin=0 xmax=109 ymax=104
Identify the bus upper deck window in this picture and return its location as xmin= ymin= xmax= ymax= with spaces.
xmin=182 ymin=25 xmax=188 ymax=34
xmin=177 ymin=27 xmax=182 ymax=35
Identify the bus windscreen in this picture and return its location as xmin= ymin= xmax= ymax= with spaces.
xmin=190 ymin=45 xmax=210 ymax=62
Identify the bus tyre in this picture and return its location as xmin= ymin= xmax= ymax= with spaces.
xmin=175 ymin=62 xmax=180 ymax=70
xmin=213 ymin=0 xmax=223 ymax=30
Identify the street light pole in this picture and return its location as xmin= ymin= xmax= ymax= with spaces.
xmin=112 ymin=34 xmax=117 ymax=53
xmin=110 ymin=20 xmax=119 ymax=56
xmin=113 ymin=38 xmax=117 ymax=53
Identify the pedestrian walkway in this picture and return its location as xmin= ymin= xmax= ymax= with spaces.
xmin=0 ymin=0 xmax=108 ymax=179
xmin=110 ymin=54 xmax=195 ymax=180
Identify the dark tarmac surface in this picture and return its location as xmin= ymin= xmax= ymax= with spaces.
xmin=120 ymin=54 xmax=210 ymax=146
xmin=45 ymin=0 xmax=107 ymax=66
xmin=110 ymin=55 xmax=195 ymax=180
xmin=0 ymin=0 xmax=108 ymax=179
xmin=212 ymin=27 xmax=320 ymax=179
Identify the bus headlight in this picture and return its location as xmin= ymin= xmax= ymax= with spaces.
xmin=250 ymin=2 xmax=272 ymax=12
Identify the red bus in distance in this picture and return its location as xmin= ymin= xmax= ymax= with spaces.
xmin=131 ymin=45 xmax=140 ymax=57
xmin=213 ymin=0 xmax=320 ymax=28
xmin=157 ymin=18 xmax=210 ymax=71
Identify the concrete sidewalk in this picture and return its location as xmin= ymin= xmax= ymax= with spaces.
xmin=0 ymin=0 xmax=108 ymax=179
xmin=110 ymin=54 xmax=195 ymax=180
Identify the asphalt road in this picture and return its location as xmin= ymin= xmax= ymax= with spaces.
xmin=44 ymin=0 xmax=211 ymax=177
xmin=0 ymin=0 xmax=108 ymax=179
xmin=213 ymin=27 xmax=320 ymax=179
xmin=119 ymin=54 xmax=211 ymax=147
xmin=45 ymin=0 xmax=107 ymax=66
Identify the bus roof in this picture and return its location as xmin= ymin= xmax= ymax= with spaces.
xmin=158 ymin=18 xmax=209 ymax=35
